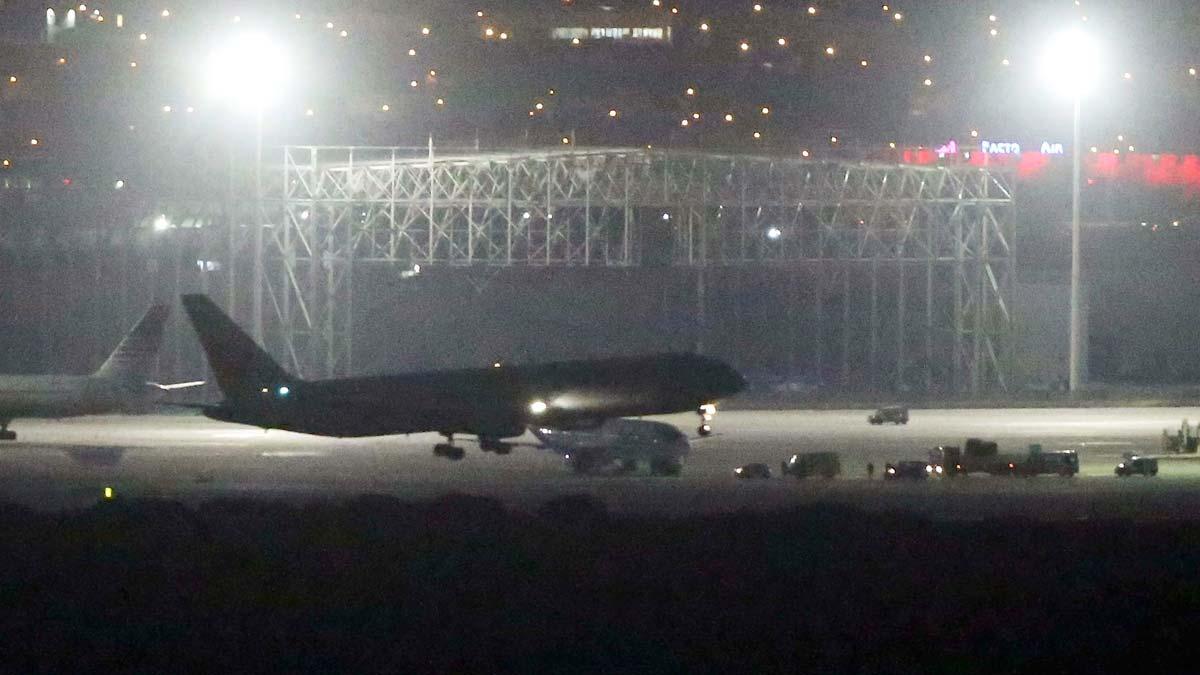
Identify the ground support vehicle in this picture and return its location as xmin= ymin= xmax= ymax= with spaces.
xmin=532 ymin=419 xmax=689 ymax=476
xmin=780 ymin=452 xmax=841 ymax=479
xmin=735 ymin=463 xmax=772 ymax=479
xmin=1115 ymin=456 xmax=1158 ymax=477
xmin=885 ymin=461 xmax=934 ymax=480
xmin=868 ymin=406 xmax=909 ymax=425
xmin=1020 ymin=448 xmax=1079 ymax=477
xmin=930 ymin=440 xmax=1077 ymax=477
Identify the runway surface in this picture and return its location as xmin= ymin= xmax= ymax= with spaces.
xmin=4 ymin=408 xmax=1200 ymax=518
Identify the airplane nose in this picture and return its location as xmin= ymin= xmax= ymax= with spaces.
xmin=705 ymin=359 xmax=746 ymax=397
xmin=688 ymin=354 xmax=747 ymax=399
xmin=724 ymin=366 xmax=748 ymax=396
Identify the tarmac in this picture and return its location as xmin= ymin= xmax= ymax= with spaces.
xmin=3 ymin=407 xmax=1200 ymax=518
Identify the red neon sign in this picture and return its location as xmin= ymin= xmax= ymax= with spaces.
xmin=899 ymin=148 xmax=1200 ymax=196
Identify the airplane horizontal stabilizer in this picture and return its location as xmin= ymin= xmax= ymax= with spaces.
xmin=147 ymin=380 xmax=207 ymax=391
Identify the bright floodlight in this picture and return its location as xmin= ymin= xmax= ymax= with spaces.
xmin=205 ymin=31 xmax=290 ymax=111
xmin=1039 ymin=29 xmax=1102 ymax=98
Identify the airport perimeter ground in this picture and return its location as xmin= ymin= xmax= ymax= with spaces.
xmin=6 ymin=407 xmax=1200 ymax=519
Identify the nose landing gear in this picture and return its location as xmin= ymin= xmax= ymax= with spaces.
xmin=479 ymin=437 xmax=514 ymax=455
xmin=697 ymin=404 xmax=715 ymax=437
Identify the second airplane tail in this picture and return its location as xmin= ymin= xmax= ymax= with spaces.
xmin=94 ymin=304 xmax=171 ymax=385
xmin=181 ymin=294 xmax=293 ymax=400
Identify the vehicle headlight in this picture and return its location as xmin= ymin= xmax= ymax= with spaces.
xmin=925 ymin=465 xmax=933 ymax=473
xmin=935 ymin=466 xmax=943 ymax=474
xmin=735 ymin=467 xmax=743 ymax=474
xmin=529 ymin=399 xmax=548 ymax=415
xmin=887 ymin=468 xmax=896 ymax=474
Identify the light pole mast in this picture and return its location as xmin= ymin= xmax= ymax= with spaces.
xmin=203 ymin=30 xmax=289 ymax=344
xmin=1068 ymin=94 xmax=1083 ymax=393
xmin=1040 ymin=27 xmax=1099 ymax=394
xmin=252 ymin=105 xmax=265 ymax=343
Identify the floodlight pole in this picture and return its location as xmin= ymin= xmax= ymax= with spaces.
xmin=1068 ymin=94 xmax=1083 ymax=394
xmin=252 ymin=105 xmax=265 ymax=343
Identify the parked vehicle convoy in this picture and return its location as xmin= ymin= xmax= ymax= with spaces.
xmin=780 ymin=452 xmax=841 ymax=479
xmin=868 ymin=406 xmax=909 ymax=425
xmin=1115 ymin=456 xmax=1159 ymax=477
xmin=929 ymin=440 xmax=1078 ymax=477
xmin=885 ymin=461 xmax=935 ymax=480
xmin=734 ymin=463 xmax=772 ymax=479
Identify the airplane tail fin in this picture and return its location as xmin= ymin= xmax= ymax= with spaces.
xmin=181 ymin=294 xmax=293 ymax=400
xmin=94 ymin=304 xmax=171 ymax=384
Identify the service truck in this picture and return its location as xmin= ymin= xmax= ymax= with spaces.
xmin=780 ymin=451 xmax=842 ymax=479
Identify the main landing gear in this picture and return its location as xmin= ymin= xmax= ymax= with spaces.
xmin=479 ymin=437 xmax=514 ymax=455
xmin=0 ymin=420 xmax=15 ymax=441
xmin=433 ymin=433 xmax=465 ymax=461
xmin=697 ymin=404 xmax=715 ymax=437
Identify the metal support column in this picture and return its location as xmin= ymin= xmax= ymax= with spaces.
xmin=841 ymin=267 xmax=851 ymax=387
xmin=814 ymin=261 xmax=825 ymax=380
xmin=897 ymin=261 xmax=906 ymax=392
xmin=869 ymin=258 xmax=879 ymax=391
xmin=925 ymin=252 xmax=934 ymax=392
xmin=953 ymin=214 xmax=965 ymax=393
xmin=695 ymin=267 xmax=706 ymax=354
xmin=252 ymin=107 xmax=265 ymax=342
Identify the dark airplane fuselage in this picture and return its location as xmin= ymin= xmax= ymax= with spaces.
xmin=204 ymin=352 xmax=745 ymax=439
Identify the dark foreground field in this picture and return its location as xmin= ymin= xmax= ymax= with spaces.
xmin=1 ymin=495 xmax=1199 ymax=673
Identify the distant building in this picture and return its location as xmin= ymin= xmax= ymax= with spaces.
xmin=550 ymin=26 xmax=670 ymax=44
xmin=541 ymin=3 xmax=673 ymax=45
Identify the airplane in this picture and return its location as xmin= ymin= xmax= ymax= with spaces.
xmin=181 ymin=293 xmax=746 ymax=461
xmin=0 ymin=304 xmax=198 ymax=441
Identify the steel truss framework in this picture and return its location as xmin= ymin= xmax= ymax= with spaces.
xmin=265 ymin=146 xmax=1015 ymax=392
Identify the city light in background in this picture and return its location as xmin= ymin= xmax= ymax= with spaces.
xmin=0 ymin=3 xmax=1196 ymax=198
